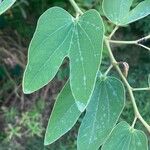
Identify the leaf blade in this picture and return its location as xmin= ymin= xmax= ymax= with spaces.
xmin=103 ymin=0 xmax=150 ymax=25
xmin=77 ymin=76 xmax=125 ymax=150
xmin=102 ymin=0 xmax=133 ymax=25
xmin=0 ymin=0 xmax=16 ymax=15
xmin=44 ymin=82 xmax=81 ymax=145
xmin=102 ymin=121 xmax=148 ymax=150
xmin=124 ymin=0 xmax=150 ymax=24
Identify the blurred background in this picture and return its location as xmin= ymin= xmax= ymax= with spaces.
xmin=0 ymin=0 xmax=149 ymax=149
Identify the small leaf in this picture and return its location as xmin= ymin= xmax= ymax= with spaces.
xmin=0 ymin=0 xmax=16 ymax=15
xmin=44 ymin=82 xmax=82 ymax=145
xmin=23 ymin=7 xmax=104 ymax=111
xmin=102 ymin=121 xmax=148 ymax=150
xmin=77 ymin=76 xmax=125 ymax=150
xmin=102 ymin=0 xmax=150 ymax=25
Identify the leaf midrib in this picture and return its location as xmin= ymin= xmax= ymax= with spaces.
xmin=88 ymin=82 xmax=102 ymax=146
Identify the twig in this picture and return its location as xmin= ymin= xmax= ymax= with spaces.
xmin=69 ymin=0 xmax=83 ymax=15
xmin=137 ymin=34 xmax=150 ymax=43
xmin=107 ymin=34 xmax=150 ymax=52
xmin=131 ymin=117 xmax=137 ymax=128
xmin=138 ymin=44 xmax=150 ymax=52
xmin=132 ymin=87 xmax=150 ymax=91
xmin=108 ymin=26 xmax=119 ymax=39
xmin=104 ymin=65 xmax=113 ymax=76
xmin=108 ymin=39 xmax=136 ymax=44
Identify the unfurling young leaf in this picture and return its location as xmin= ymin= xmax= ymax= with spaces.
xmin=44 ymin=82 xmax=82 ymax=145
xmin=0 ymin=0 xmax=16 ymax=15
xmin=102 ymin=121 xmax=148 ymax=150
xmin=77 ymin=76 xmax=125 ymax=150
xmin=23 ymin=7 xmax=104 ymax=111
xmin=102 ymin=0 xmax=150 ymax=25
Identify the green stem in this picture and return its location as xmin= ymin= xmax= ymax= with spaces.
xmin=132 ymin=87 xmax=150 ymax=91
xmin=131 ymin=117 xmax=137 ymax=128
xmin=104 ymin=65 xmax=113 ymax=76
xmin=137 ymin=34 xmax=150 ymax=42
xmin=69 ymin=0 xmax=83 ymax=15
xmin=107 ymin=34 xmax=150 ymax=52
xmin=108 ymin=39 xmax=136 ymax=44
xmin=108 ymin=34 xmax=150 ymax=44
xmin=138 ymin=44 xmax=150 ymax=52
xmin=108 ymin=26 xmax=119 ymax=39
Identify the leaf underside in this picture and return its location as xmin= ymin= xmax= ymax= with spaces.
xmin=44 ymin=82 xmax=81 ymax=145
xmin=23 ymin=7 xmax=104 ymax=111
xmin=0 ymin=0 xmax=16 ymax=15
xmin=102 ymin=121 xmax=148 ymax=150
xmin=103 ymin=0 xmax=150 ymax=25
xmin=77 ymin=76 xmax=125 ymax=150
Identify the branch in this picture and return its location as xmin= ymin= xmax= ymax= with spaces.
xmin=107 ymin=34 xmax=150 ymax=52
xmin=138 ymin=44 xmax=150 ymax=52
xmin=132 ymin=87 xmax=150 ymax=91
xmin=108 ymin=26 xmax=119 ymax=39
xmin=69 ymin=0 xmax=83 ymax=15
xmin=104 ymin=65 xmax=113 ymax=76
xmin=108 ymin=39 xmax=136 ymax=44
xmin=137 ymin=34 xmax=150 ymax=43
xmin=131 ymin=117 xmax=137 ymax=128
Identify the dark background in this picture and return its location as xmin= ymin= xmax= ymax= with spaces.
xmin=0 ymin=0 xmax=150 ymax=149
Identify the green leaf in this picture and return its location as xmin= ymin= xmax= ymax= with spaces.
xmin=102 ymin=0 xmax=150 ymax=25
xmin=23 ymin=7 xmax=104 ymax=111
xmin=77 ymin=76 xmax=125 ymax=150
xmin=0 ymin=0 xmax=16 ymax=15
xmin=44 ymin=82 xmax=82 ymax=145
xmin=102 ymin=121 xmax=148 ymax=150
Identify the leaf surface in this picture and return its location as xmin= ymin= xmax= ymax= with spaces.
xmin=77 ymin=76 xmax=125 ymax=150
xmin=102 ymin=0 xmax=150 ymax=25
xmin=44 ymin=82 xmax=81 ymax=145
xmin=102 ymin=121 xmax=148 ymax=150
xmin=0 ymin=0 xmax=16 ymax=15
xmin=23 ymin=7 xmax=104 ymax=111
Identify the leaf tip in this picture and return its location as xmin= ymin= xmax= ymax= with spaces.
xmin=44 ymin=132 xmax=51 ymax=146
xmin=22 ymin=85 xmax=33 ymax=94
xmin=44 ymin=139 xmax=49 ymax=146
xmin=76 ymin=101 xmax=86 ymax=112
xmin=22 ymin=77 xmax=34 ymax=94
xmin=44 ymin=132 xmax=56 ymax=146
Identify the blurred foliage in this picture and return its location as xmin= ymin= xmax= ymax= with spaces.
xmin=0 ymin=0 xmax=150 ymax=149
xmin=0 ymin=100 xmax=45 ymax=149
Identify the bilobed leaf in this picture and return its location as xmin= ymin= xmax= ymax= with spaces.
xmin=44 ymin=82 xmax=81 ymax=145
xmin=23 ymin=7 xmax=104 ymax=111
xmin=77 ymin=76 xmax=125 ymax=150
xmin=102 ymin=0 xmax=150 ymax=25
xmin=0 ymin=0 xmax=16 ymax=15
xmin=102 ymin=121 xmax=148 ymax=150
